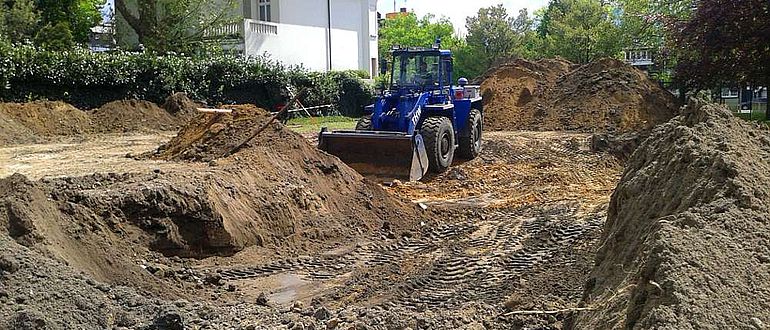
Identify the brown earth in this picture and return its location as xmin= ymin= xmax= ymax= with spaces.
xmin=163 ymin=92 xmax=204 ymax=126
xmin=572 ymin=100 xmax=770 ymax=329
xmin=0 ymin=96 xmax=197 ymax=146
xmin=0 ymin=101 xmax=93 ymax=143
xmin=481 ymin=58 xmax=681 ymax=133
xmin=90 ymin=99 xmax=180 ymax=133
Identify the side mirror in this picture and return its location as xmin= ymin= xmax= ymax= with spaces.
xmin=446 ymin=60 xmax=453 ymax=74
xmin=380 ymin=59 xmax=388 ymax=75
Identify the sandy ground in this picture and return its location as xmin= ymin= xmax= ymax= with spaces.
xmin=0 ymin=133 xmax=207 ymax=179
xmin=0 ymin=129 xmax=624 ymax=329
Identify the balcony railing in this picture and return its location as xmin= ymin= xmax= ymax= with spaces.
xmin=249 ymin=20 xmax=278 ymax=35
xmin=204 ymin=22 xmax=244 ymax=39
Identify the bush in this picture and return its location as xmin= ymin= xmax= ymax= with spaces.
xmin=34 ymin=22 xmax=74 ymax=51
xmin=0 ymin=44 xmax=374 ymax=115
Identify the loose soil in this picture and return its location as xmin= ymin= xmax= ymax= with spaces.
xmin=481 ymin=58 xmax=681 ymax=133
xmin=572 ymin=100 xmax=770 ymax=329
xmin=0 ymin=123 xmax=620 ymax=329
xmin=90 ymin=100 xmax=180 ymax=133
xmin=0 ymin=96 xmax=197 ymax=146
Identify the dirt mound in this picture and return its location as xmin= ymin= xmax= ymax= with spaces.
xmin=91 ymin=100 xmax=179 ymax=133
xmin=156 ymin=105 xmax=289 ymax=162
xmin=162 ymin=92 xmax=202 ymax=125
xmin=0 ymin=101 xmax=93 ymax=137
xmin=0 ymin=111 xmax=36 ymax=145
xmin=572 ymin=100 xmax=770 ymax=329
xmin=481 ymin=58 xmax=681 ymax=133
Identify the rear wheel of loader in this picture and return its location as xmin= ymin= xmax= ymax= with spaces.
xmin=421 ymin=116 xmax=455 ymax=173
xmin=458 ymin=109 xmax=483 ymax=159
xmin=356 ymin=115 xmax=372 ymax=130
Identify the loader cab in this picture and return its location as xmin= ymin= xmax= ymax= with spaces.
xmin=389 ymin=48 xmax=452 ymax=94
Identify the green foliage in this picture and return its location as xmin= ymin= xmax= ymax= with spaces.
xmin=466 ymin=5 xmax=522 ymax=67
xmin=537 ymin=0 xmax=624 ymax=63
xmin=0 ymin=45 xmax=373 ymax=116
xmin=378 ymin=12 xmax=458 ymax=61
xmin=671 ymin=0 xmax=770 ymax=91
xmin=291 ymin=70 xmax=374 ymax=116
xmin=3 ymin=0 xmax=40 ymax=43
xmin=116 ymin=0 xmax=238 ymax=53
xmin=35 ymin=0 xmax=101 ymax=44
xmin=35 ymin=22 xmax=75 ymax=51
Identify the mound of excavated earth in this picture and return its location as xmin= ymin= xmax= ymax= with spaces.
xmin=572 ymin=100 xmax=770 ymax=329
xmin=0 ymin=101 xmax=93 ymax=144
xmin=481 ymin=58 xmax=681 ymax=133
xmin=90 ymin=99 xmax=180 ymax=133
xmin=0 ymin=97 xmax=193 ymax=146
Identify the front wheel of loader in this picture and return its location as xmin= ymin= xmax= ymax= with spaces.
xmin=458 ymin=109 xmax=483 ymax=159
xmin=356 ymin=115 xmax=372 ymax=130
xmin=421 ymin=116 xmax=455 ymax=173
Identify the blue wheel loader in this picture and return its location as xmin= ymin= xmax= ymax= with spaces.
xmin=318 ymin=41 xmax=483 ymax=181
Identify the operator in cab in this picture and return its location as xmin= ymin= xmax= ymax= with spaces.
xmin=415 ymin=59 xmax=437 ymax=87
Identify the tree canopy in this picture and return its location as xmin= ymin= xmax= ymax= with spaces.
xmin=671 ymin=0 xmax=770 ymax=90
xmin=115 ymin=0 xmax=239 ymax=53
xmin=0 ymin=0 xmax=102 ymax=48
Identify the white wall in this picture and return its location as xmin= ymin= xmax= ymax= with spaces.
xmin=240 ymin=0 xmax=378 ymax=74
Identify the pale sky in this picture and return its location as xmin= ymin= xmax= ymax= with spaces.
xmin=378 ymin=0 xmax=550 ymax=36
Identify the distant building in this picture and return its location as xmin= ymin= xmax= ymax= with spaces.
xmin=89 ymin=22 xmax=116 ymax=52
xmin=720 ymin=85 xmax=768 ymax=113
xmin=623 ymin=47 xmax=654 ymax=71
xmin=212 ymin=0 xmax=380 ymax=76
xmin=385 ymin=7 xmax=408 ymax=19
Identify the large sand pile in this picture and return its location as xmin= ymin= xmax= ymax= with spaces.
xmin=572 ymin=100 xmax=770 ymax=328
xmin=481 ymin=58 xmax=681 ymax=133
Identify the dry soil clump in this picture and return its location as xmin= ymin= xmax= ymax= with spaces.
xmin=481 ymin=58 xmax=680 ymax=133
xmin=573 ymin=100 xmax=770 ymax=329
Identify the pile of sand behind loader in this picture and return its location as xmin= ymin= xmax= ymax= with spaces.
xmin=572 ymin=100 xmax=770 ymax=329
xmin=481 ymin=58 xmax=681 ymax=133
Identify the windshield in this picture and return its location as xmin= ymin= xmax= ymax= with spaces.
xmin=391 ymin=53 xmax=440 ymax=88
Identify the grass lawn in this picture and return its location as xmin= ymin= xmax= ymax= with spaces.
xmin=286 ymin=116 xmax=359 ymax=134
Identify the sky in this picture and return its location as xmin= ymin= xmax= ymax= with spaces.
xmin=377 ymin=0 xmax=550 ymax=36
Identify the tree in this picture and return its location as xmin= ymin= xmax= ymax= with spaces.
xmin=378 ymin=12 xmax=458 ymax=61
xmin=35 ymin=0 xmax=102 ymax=44
xmin=465 ymin=5 xmax=522 ymax=69
xmin=538 ymin=0 xmax=624 ymax=63
xmin=3 ymin=0 xmax=40 ymax=43
xmin=115 ymin=0 xmax=237 ymax=53
xmin=378 ymin=12 xmax=464 ymax=81
xmin=34 ymin=21 xmax=75 ymax=51
xmin=671 ymin=0 xmax=770 ymax=98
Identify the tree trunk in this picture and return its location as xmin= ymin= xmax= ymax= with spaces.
xmin=115 ymin=0 xmax=157 ymax=46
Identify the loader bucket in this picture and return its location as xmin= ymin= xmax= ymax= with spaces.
xmin=318 ymin=129 xmax=429 ymax=181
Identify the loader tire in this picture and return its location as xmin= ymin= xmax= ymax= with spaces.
xmin=457 ymin=109 xmax=483 ymax=159
xmin=356 ymin=115 xmax=372 ymax=130
xmin=421 ymin=116 xmax=455 ymax=173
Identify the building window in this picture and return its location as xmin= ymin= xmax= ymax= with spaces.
xmin=259 ymin=0 xmax=271 ymax=22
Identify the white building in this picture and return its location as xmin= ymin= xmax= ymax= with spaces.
xmin=213 ymin=0 xmax=379 ymax=76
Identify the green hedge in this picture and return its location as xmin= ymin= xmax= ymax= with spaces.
xmin=0 ymin=42 xmax=373 ymax=116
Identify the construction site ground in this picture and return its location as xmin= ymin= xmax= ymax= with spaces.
xmin=0 ymin=127 xmax=622 ymax=329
